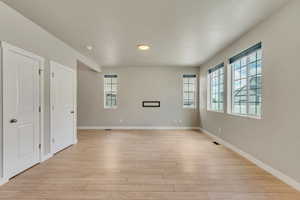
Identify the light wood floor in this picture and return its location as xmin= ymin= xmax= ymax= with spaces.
xmin=0 ymin=130 xmax=299 ymax=200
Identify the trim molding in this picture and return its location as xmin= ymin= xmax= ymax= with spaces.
xmin=200 ymin=128 xmax=300 ymax=191
xmin=41 ymin=153 xmax=53 ymax=162
xmin=78 ymin=126 xmax=200 ymax=130
xmin=0 ymin=178 xmax=9 ymax=186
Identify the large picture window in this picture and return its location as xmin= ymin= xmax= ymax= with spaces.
xmin=183 ymin=74 xmax=197 ymax=109
xmin=207 ymin=63 xmax=224 ymax=112
xmin=104 ymin=74 xmax=118 ymax=109
xmin=229 ymin=43 xmax=262 ymax=118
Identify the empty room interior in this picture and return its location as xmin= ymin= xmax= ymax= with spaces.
xmin=0 ymin=0 xmax=300 ymax=199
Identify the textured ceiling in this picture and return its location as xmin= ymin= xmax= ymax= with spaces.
xmin=2 ymin=0 xmax=290 ymax=67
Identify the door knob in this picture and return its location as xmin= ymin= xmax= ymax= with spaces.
xmin=70 ymin=111 xmax=75 ymax=114
xmin=10 ymin=119 xmax=18 ymax=123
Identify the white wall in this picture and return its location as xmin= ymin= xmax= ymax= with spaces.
xmin=199 ymin=0 xmax=300 ymax=184
xmin=0 ymin=2 xmax=99 ymax=178
xmin=78 ymin=65 xmax=200 ymax=128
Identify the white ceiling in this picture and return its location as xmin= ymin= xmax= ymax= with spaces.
xmin=2 ymin=0 xmax=290 ymax=68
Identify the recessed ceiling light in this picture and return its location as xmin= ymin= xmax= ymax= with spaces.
xmin=86 ymin=45 xmax=93 ymax=51
xmin=137 ymin=44 xmax=150 ymax=50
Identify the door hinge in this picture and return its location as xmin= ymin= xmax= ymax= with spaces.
xmin=38 ymin=69 xmax=43 ymax=75
xmin=52 ymin=72 xmax=55 ymax=78
xmin=38 ymin=144 xmax=41 ymax=149
xmin=39 ymin=106 xmax=41 ymax=113
xmin=52 ymin=138 xmax=55 ymax=143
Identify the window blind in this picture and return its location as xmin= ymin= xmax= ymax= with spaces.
xmin=208 ymin=63 xmax=224 ymax=74
xmin=183 ymin=74 xmax=197 ymax=78
xmin=229 ymin=42 xmax=262 ymax=64
xmin=104 ymin=74 xmax=118 ymax=78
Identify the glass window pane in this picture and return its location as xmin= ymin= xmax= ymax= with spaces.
xmin=104 ymin=85 xmax=111 ymax=91
xmin=231 ymin=47 xmax=262 ymax=117
xmin=257 ymin=50 xmax=262 ymax=60
xmin=104 ymin=78 xmax=111 ymax=84
xmin=241 ymin=67 xmax=247 ymax=79
xmin=241 ymin=57 xmax=247 ymax=66
xmin=233 ymin=104 xmax=240 ymax=114
xmin=234 ymin=69 xmax=241 ymax=80
xmin=241 ymin=79 xmax=247 ymax=88
xmin=240 ymin=104 xmax=247 ymax=114
xmin=183 ymin=76 xmax=197 ymax=108
xmin=183 ymin=84 xmax=189 ymax=91
xmin=257 ymin=60 xmax=262 ymax=75
xmin=189 ymin=84 xmax=195 ymax=92
xmin=234 ymin=61 xmax=241 ymax=70
xmin=249 ymin=52 xmax=256 ymax=63
xmin=104 ymin=76 xmax=118 ymax=108
xmin=249 ymin=62 xmax=257 ymax=76
xmin=220 ymin=68 xmax=224 ymax=74
xmin=250 ymin=77 xmax=257 ymax=88
xmin=249 ymin=103 xmax=257 ymax=115
xmin=208 ymin=66 xmax=224 ymax=112
xmin=220 ymin=85 xmax=224 ymax=93
xmin=183 ymin=78 xmax=189 ymax=84
xmin=111 ymin=78 xmax=117 ymax=84
xmin=183 ymin=92 xmax=189 ymax=99
xmin=234 ymin=80 xmax=241 ymax=90
xmin=111 ymin=85 xmax=117 ymax=92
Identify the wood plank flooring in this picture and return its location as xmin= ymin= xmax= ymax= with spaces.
xmin=0 ymin=130 xmax=299 ymax=200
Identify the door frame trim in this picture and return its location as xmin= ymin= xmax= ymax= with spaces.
xmin=50 ymin=61 xmax=77 ymax=155
xmin=1 ymin=41 xmax=45 ymax=180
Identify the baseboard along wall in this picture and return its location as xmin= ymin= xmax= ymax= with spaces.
xmin=200 ymin=128 xmax=300 ymax=191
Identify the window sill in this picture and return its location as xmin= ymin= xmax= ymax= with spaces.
xmin=183 ymin=107 xmax=197 ymax=110
xmin=207 ymin=109 xmax=224 ymax=114
xmin=104 ymin=107 xmax=118 ymax=110
xmin=227 ymin=112 xmax=262 ymax=120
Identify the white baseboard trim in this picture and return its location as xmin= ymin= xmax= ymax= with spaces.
xmin=78 ymin=126 xmax=200 ymax=130
xmin=0 ymin=153 xmax=53 ymax=186
xmin=200 ymin=128 xmax=300 ymax=191
xmin=0 ymin=178 xmax=9 ymax=186
xmin=41 ymin=153 xmax=53 ymax=162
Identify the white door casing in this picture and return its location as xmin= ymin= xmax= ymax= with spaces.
xmin=1 ymin=42 xmax=44 ymax=179
xmin=50 ymin=61 xmax=76 ymax=154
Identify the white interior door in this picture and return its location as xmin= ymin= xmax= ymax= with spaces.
xmin=51 ymin=61 xmax=76 ymax=154
xmin=2 ymin=43 xmax=42 ymax=179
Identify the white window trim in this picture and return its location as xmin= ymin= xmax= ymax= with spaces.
xmin=207 ymin=65 xmax=225 ymax=113
xmin=104 ymin=74 xmax=118 ymax=109
xmin=182 ymin=74 xmax=198 ymax=109
xmin=227 ymin=57 xmax=263 ymax=120
xmin=227 ymin=63 xmax=232 ymax=115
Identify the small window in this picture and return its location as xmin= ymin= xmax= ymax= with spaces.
xmin=104 ymin=74 xmax=118 ymax=109
xmin=183 ymin=74 xmax=197 ymax=109
xmin=207 ymin=63 xmax=224 ymax=112
xmin=229 ymin=42 xmax=262 ymax=118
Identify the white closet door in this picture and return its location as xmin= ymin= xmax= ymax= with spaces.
xmin=51 ymin=61 xmax=76 ymax=154
xmin=2 ymin=43 xmax=42 ymax=179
